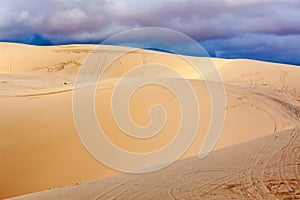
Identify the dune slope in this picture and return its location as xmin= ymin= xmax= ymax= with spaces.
xmin=11 ymin=128 xmax=300 ymax=200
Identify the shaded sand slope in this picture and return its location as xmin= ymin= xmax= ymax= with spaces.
xmin=1 ymin=43 xmax=300 ymax=198
xmin=12 ymin=128 xmax=300 ymax=200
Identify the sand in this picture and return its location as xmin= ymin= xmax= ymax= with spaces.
xmin=1 ymin=42 xmax=300 ymax=199
xmin=11 ymin=128 xmax=300 ymax=200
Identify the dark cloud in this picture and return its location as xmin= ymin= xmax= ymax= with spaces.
xmin=202 ymin=34 xmax=300 ymax=65
xmin=0 ymin=0 xmax=300 ymax=65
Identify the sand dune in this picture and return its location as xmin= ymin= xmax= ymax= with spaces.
xmin=1 ymin=43 xmax=300 ymax=199
xmin=12 ymin=128 xmax=300 ymax=200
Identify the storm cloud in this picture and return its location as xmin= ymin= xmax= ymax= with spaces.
xmin=1 ymin=0 xmax=300 ymax=65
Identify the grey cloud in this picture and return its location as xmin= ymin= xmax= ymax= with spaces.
xmin=1 ymin=0 xmax=300 ymax=42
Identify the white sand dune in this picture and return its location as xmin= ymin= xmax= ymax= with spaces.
xmin=1 ymin=43 xmax=300 ymax=199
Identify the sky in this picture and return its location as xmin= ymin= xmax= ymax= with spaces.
xmin=1 ymin=0 xmax=300 ymax=65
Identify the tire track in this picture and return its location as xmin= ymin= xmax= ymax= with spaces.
xmin=222 ymin=129 xmax=300 ymax=199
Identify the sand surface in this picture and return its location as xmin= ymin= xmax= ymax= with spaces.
xmin=1 ymin=43 xmax=300 ymax=199
xmin=12 ymin=128 xmax=300 ymax=200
